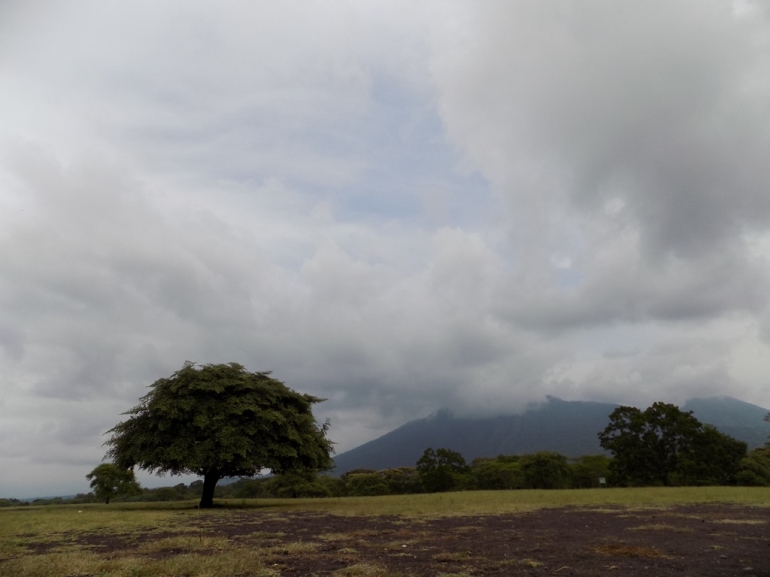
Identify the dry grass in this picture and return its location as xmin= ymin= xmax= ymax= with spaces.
xmin=2 ymin=486 xmax=769 ymax=576
xmin=627 ymin=523 xmax=693 ymax=532
xmin=432 ymin=551 xmax=471 ymax=562
xmin=0 ymin=548 xmax=279 ymax=577
xmin=332 ymin=562 xmax=393 ymax=576
xmin=136 ymin=534 xmax=232 ymax=554
xmin=592 ymin=543 xmax=671 ymax=558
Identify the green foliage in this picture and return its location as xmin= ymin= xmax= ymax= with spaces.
xmin=85 ymin=464 xmax=141 ymax=504
xmin=675 ymin=425 xmax=746 ymax=485
xmin=736 ymin=446 xmax=770 ymax=486
xmin=228 ymin=478 xmax=269 ymax=499
xmin=105 ymin=362 xmax=334 ymax=508
xmin=519 ymin=451 xmax=571 ymax=489
xmin=416 ymin=447 xmax=469 ymax=493
xmin=263 ymin=473 xmax=331 ymax=498
xmin=317 ymin=476 xmax=347 ymax=497
xmin=0 ymin=498 xmax=28 ymax=507
xmin=146 ymin=487 xmax=181 ymax=502
xmin=345 ymin=473 xmax=390 ymax=496
xmin=470 ymin=457 xmax=524 ymax=490
xmin=569 ymin=455 xmax=611 ymax=488
xmin=379 ymin=467 xmax=422 ymax=494
xmin=340 ymin=468 xmax=377 ymax=480
xmin=599 ymin=402 xmax=747 ymax=486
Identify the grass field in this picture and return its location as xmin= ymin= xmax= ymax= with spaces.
xmin=2 ymin=487 xmax=769 ymax=576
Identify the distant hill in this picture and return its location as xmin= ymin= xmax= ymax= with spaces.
xmin=332 ymin=396 xmax=770 ymax=474
xmin=682 ymin=396 xmax=770 ymax=450
xmin=332 ymin=397 xmax=618 ymax=474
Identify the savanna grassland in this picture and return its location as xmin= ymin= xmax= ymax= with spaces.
xmin=2 ymin=487 xmax=769 ymax=577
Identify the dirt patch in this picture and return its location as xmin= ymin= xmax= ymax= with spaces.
xmin=15 ymin=504 xmax=770 ymax=576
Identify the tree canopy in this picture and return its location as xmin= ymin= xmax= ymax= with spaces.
xmin=416 ymin=447 xmax=469 ymax=492
xmin=105 ymin=362 xmax=334 ymax=508
xmin=598 ymin=402 xmax=746 ymax=486
xmin=85 ymin=463 xmax=141 ymax=504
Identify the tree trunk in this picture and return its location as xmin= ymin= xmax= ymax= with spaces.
xmin=199 ymin=471 xmax=220 ymax=509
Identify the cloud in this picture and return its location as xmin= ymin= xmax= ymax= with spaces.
xmin=433 ymin=0 xmax=770 ymax=254
xmin=2 ymin=1 xmax=770 ymax=497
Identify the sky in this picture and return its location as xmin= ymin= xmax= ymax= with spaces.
xmin=2 ymin=0 xmax=770 ymax=499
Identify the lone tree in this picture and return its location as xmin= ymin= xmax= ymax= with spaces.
xmin=105 ymin=362 xmax=334 ymax=508
xmin=86 ymin=463 xmax=141 ymax=504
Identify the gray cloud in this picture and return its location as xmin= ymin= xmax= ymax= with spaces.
xmin=2 ymin=1 xmax=770 ymax=498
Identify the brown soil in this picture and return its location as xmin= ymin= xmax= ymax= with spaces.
xmin=28 ymin=504 xmax=770 ymax=576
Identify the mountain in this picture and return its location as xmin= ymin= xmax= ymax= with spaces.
xmin=682 ymin=396 xmax=770 ymax=450
xmin=332 ymin=397 xmax=618 ymax=474
xmin=331 ymin=396 xmax=770 ymax=474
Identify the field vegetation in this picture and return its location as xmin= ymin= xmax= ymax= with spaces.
xmin=2 ymin=487 xmax=770 ymax=577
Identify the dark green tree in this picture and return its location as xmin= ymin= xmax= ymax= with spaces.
xmin=416 ymin=447 xmax=469 ymax=492
xmin=569 ymin=455 xmax=611 ymax=488
xmin=470 ymin=457 xmax=524 ymax=490
xmin=519 ymin=451 xmax=571 ymax=489
xmin=599 ymin=402 xmax=746 ymax=486
xmin=105 ymin=362 xmax=334 ymax=508
xmin=85 ymin=463 xmax=141 ymax=504
xmin=676 ymin=425 xmax=746 ymax=485
xmin=345 ymin=472 xmax=390 ymax=496
xmin=736 ymin=446 xmax=770 ymax=486
xmin=379 ymin=467 xmax=422 ymax=494
xmin=264 ymin=472 xmax=332 ymax=498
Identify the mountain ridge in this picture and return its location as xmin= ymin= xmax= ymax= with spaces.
xmin=331 ymin=396 xmax=770 ymax=474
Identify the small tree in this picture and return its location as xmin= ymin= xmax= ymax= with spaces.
xmin=104 ymin=362 xmax=334 ymax=508
xmin=85 ymin=463 xmax=141 ymax=504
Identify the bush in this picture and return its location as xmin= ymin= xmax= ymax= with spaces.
xmin=346 ymin=473 xmax=390 ymax=496
xmin=520 ymin=452 xmax=571 ymax=489
xmin=470 ymin=458 xmax=524 ymax=490
xmin=570 ymin=455 xmax=611 ymax=489
xmin=264 ymin=473 xmax=331 ymax=498
xmin=379 ymin=467 xmax=422 ymax=494
xmin=736 ymin=447 xmax=770 ymax=486
xmin=317 ymin=476 xmax=346 ymax=497
xmin=229 ymin=478 xmax=269 ymax=498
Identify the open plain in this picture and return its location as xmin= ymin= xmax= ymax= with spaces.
xmin=2 ymin=488 xmax=769 ymax=577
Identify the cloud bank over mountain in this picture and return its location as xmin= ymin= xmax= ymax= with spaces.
xmin=2 ymin=0 xmax=770 ymax=497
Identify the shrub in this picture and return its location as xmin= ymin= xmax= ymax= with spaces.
xmin=520 ymin=452 xmax=571 ymax=489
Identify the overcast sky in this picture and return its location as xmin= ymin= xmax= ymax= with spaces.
xmin=3 ymin=0 xmax=770 ymax=498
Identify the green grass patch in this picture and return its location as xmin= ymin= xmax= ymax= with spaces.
xmin=219 ymin=486 xmax=770 ymax=516
xmin=0 ymin=549 xmax=279 ymax=577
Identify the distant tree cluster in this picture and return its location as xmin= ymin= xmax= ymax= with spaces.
xmin=598 ymin=402 xmax=748 ymax=486
xmin=7 ymin=398 xmax=766 ymax=509
xmin=201 ymin=449 xmax=612 ymax=499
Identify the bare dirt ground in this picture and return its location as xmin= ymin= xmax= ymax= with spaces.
xmin=30 ymin=504 xmax=770 ymax=576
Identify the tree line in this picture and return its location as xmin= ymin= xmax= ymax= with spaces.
xmin=8 ymin=363 xmax=769 ymax=508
